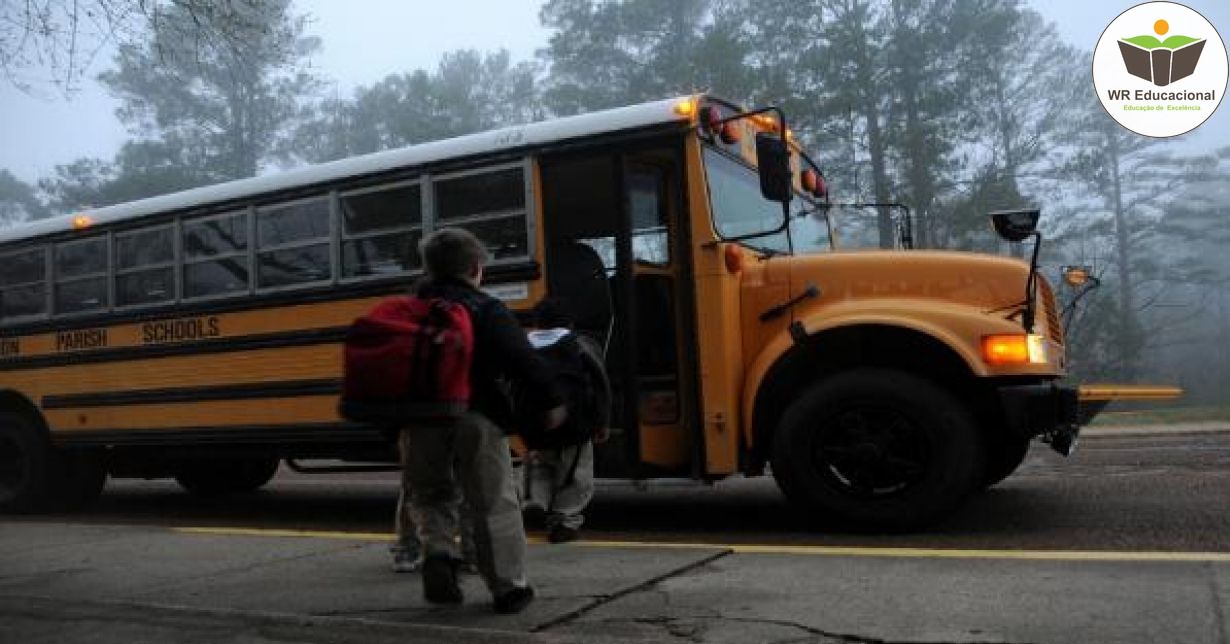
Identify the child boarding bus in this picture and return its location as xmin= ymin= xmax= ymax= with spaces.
xmin=0 ymin=95 xmax=1178 ymax=528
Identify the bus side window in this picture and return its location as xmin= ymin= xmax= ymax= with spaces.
xmin=340 ymin=182 xmax=423 ymax=278
xmin=433 ymin=166 xmax=530 ymax=261
xmin=183 ymin=211 xmax=250 ymax=299
xmin=256 ymin=197 xmax=332 ymax=289
xmin=115 ymin=226 xmax=174 ymax=307
xmin=0 ymin=246 xmax=47 ymax=320
xmin=54 ymin=236 xmax=108 ymax=315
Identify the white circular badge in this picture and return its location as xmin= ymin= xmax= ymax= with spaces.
xmin=1093 ymin=1 xmax=1228 ymax=138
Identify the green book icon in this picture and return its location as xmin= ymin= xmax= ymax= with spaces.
xmin=1118 ymin=34 xmax=1206 ymax=86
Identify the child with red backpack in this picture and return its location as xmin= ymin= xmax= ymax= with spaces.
xmin=341 ymin=228 xmax=564 ymax=614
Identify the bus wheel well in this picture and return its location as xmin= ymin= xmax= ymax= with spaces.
xmin=0 ymin=390 xmax=46 ymax=432
xmin=751 ymin=325 xmax=988 ymax=462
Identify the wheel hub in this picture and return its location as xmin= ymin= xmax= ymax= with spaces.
xmin=814 ymin=406 xmax=929 ymax=498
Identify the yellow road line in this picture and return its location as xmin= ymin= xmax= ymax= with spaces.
xmin=172 ymin=527 xmax=1230 ymax=562
xmin=581 ymin=540 xmax=1230 ymax=562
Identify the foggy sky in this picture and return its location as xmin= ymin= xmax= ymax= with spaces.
xmin=0 ymin=0 xmax=1226 ymax=184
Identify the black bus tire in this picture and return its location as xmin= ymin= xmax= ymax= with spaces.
xmin=981 ymin=434 xmax=1032 ymax=489
xmin=174 ymin=457 xmax=280 ymax=496
xmin=771 ymin=368 xmax=985 ymax=531
xmin=0 ymin=411 xmax=55 ymax=513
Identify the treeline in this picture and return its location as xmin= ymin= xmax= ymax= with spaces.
xmin=2 ymin=0 xmax=1229 ymax=395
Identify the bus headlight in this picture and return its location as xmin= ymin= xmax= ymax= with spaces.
xmin=982 ymin=334 xmax=1049 ymax=365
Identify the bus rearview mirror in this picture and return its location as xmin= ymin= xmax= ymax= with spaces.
xmin=989 ymin=209 xmax=1040 ymax=243
xmin=756 ymin=133 xmax=792 ymax=204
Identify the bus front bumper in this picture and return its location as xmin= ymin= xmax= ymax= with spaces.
xmin=999 ymin=383 xmax=1183 ymax=456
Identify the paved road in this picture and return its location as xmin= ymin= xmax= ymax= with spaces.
xmin=38 ymin=431 xmax=1230 ymax=552
xmin=4 ymin=430 xmax=1230 ymax=644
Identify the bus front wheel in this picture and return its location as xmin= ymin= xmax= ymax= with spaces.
xmin=981 ymin=434 xmax=1032 ymax=489
xmin=771 ymin=369 xmax=985 ymax=531
xmin=174 ymin=457 xmax=280 ymax=496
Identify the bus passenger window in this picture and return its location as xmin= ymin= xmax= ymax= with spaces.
xmin=433 ymin=167 xmax=530 ymax=261
xmin=183 ymin=212 xmax=250 ymax=299
xmin=184 ymin=213 xmax=248 ymax=258
xmin=434 ymin=168 xmax=524 ymax=220
xmin=258 ymin=245 xmax=332 ymax=288
xmin=256 ymin=198 xmax=331 ymax=288
xmin=0 ymin=247 xmax=47 ymax=320
xmin=340 ymin=183 xmax=422 ymax=278
xmin=454 ymin=217 xmax=527 ymax=260
xmin=54 ymin=237 xmax=108 ymax=314
xmin=115 ymin=226 xmax=174 ymax=307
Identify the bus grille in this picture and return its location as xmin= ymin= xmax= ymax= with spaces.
xmin=1038 ymin=278 xmax=1064 ymax=345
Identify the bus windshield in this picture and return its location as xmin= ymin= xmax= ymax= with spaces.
xmin=702 ymin=146 xmax=832 ymax=255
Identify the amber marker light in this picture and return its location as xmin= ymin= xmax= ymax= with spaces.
xmin=1062 ymin=266 xmax=1091 ymax=287
xmin=719 ymin=122 xmax=742 ymax=144
xmin=72 ymin=214 xmax=93 ymax=229
xmin=982 ymin=334 xmax=1048 ymax=365
xmin=801 ymin=169 xmax=819 ymax=193
xmin=673 ymin=98 xmax=697 ymax=118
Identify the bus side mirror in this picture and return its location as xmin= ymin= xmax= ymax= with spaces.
xmin=989 ymin=209 xmax=1040 ymax=242
xmin=756 ymin=133 xmax=792 ymax=204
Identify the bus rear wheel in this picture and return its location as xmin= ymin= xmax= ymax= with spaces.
xmin=771 ymin=369 xmax=985 ymax=531
xmin=0 ymin=412 xmax=54 ymax=513
xmin=0 ymin=412 xmax=106 ymax=512
xmin=174 ymin=457 xmax=281 ymax=496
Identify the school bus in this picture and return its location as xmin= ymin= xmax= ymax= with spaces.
xmin=0 ymin=95 xmax=1177 ymax=528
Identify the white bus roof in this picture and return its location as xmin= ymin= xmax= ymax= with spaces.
xmin=0 ymin=95 xmax=701 ymax=246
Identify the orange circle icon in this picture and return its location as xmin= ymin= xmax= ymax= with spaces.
xmin=1154 ymin=19 xmax=1169 ymax=35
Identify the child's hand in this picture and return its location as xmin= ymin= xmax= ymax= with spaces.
xmin=593 ymin=426 xmax=611 ymax=444
xmin=544 ymin=405 xmax=568 ymax=430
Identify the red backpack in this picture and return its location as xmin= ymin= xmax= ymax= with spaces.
xmin=338 ymin=296 xmax=474 ymax=424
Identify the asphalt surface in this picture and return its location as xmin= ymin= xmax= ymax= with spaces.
xmin=36 ymin=429 xmax=1230 ymax=552
xmin=3 ymin=429 xmax=1230 ymax=643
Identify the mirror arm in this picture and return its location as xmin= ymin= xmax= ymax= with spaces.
xmin=1023 ymin=231 xmax=1043 ymax=334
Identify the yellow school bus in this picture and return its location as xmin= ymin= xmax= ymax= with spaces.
xmin=0 ymin=95 xmax=1174 ymax=527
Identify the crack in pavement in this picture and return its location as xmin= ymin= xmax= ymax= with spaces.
xmin=1210 ymin=562 xmax=1229 ymax=644
xmin=602 ymin=611 xmax=1041 ymax=644
xmin=710 ymin=615 xmax=1038 ymax=644
xmin=530 ymin=548 xmax=733 ymax=633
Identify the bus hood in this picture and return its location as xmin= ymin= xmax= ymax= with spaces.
xmin=783 ymin=250 xmax=1036 ymax=319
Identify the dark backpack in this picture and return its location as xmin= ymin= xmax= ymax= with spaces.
xmin=338 ymin=295 xmax=474 ymax=424
xmin=514 ymin=330 xmax=606 ymax=450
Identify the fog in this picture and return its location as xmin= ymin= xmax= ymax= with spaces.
xmin=1 ymin=0 xmax=1228 ymax=412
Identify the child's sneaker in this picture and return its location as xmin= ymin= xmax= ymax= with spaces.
xmin=391 ymin=546 xmax=423 ymax=573
xmin=422 ymin=555 xmax=464 ymax=604
xmin=547 ymin=524 xmax=579 ymax=544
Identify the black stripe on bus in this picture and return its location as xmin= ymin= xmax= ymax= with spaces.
xmin=0 ymin=326 xmax=349 ymax=372
xmin=41 ymin=378 xmax=342 ymax=410
xmin=50 ymin=422 xmax=386 ymax=447
xmin=0 ymin=261 xmax=540 ymax=337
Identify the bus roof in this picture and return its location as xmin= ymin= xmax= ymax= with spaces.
xmin=0 ymin=95 xmax=702 ymax=246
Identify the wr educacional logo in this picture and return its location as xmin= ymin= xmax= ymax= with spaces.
xmin=1117 ymin=18 xmax=1206 ymax=86
xmin=1092 ymin=2 xmax=1227 ymax=138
